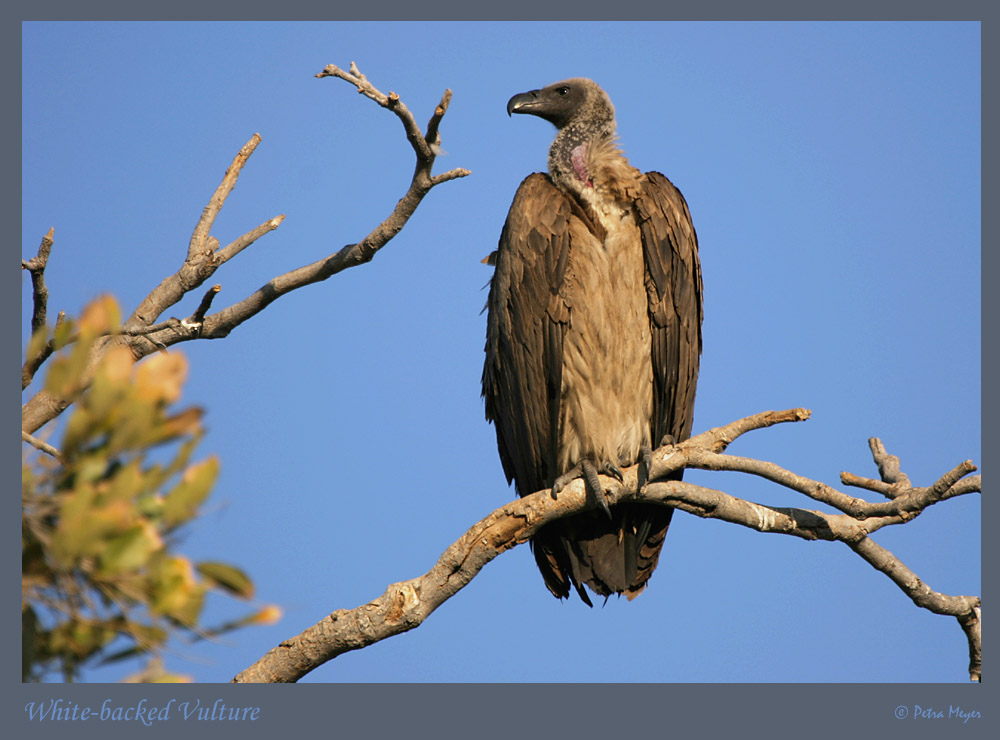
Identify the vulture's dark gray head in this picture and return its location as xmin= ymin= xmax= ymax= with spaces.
xmin=507 ymin=78 xmax=615 ymax=132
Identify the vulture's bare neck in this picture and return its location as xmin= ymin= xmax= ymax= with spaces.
xmin=549 ymin=117 xmax=612 ymax=188
xmin=548 ymin=117 xmax=640 ymax=222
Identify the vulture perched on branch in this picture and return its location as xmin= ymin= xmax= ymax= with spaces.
xmin=482 ymin=78 xmax=703 ymax=605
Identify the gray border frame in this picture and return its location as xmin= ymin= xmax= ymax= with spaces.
xmin=10 ymin=4 xmax=990 ymax=740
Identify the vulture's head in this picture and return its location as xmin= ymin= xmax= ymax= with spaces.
xmin=506 ymin=78 xmax=615 ymax=132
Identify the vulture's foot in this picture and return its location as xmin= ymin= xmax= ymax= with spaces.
xmin=551 ymin=466 xmax=577 ymax=497
xmin=599 ymin=461 xmax=624 ymax=482
xmin=582 ymin=459 xmax=613 ymax=519
xmin=659 ymin=433 xmax=676 ymax=448
xmin=637 ymin=444 xmax=653 ymax=492
xmin=552 ymin=459 xmax=613 ymax=519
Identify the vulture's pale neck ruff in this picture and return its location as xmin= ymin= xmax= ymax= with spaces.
xmin=548 ymin=92 xmax=643 ymax=233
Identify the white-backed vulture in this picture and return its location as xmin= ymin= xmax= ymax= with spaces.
xmin=482 ymin=78 xmax=703 ymax=605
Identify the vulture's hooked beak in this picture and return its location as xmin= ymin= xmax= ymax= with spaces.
xmin=507 ymin=90 xmax=541 ymax=117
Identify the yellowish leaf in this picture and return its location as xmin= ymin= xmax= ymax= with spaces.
xmin=25 ymin=327 xmax=50 ymax=367
xmin=54 ymin=493 xmax=133 ymax=564
xmin=98 ymin=522 xmax=163 ymax=576
xmin=98 ymin=344 xmax=135 ymax=384
xmin=162 ymin=457 xmax=219 ymax=527
xmin=150 ymin=556 xmax=204 ymax=623
xmin=77 ymin=295 xmax=121 ymax=337
xmin=135 ymin=353 xmax=187 ymax=405
xmin=250 ymin=605 xmax=283 ymax=625
xmin=149 ymin=673 xmax=193 ymax=683
xmin=197 ymin=561 xmax=254 ymax=599
xmin=51 ymin=316 xmax=77 ymax=350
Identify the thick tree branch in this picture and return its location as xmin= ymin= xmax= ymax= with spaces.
xmin=21 ymin=63 xmax=468 ymax=435
xmin=232 ymin=410 xmax=980 ymax=683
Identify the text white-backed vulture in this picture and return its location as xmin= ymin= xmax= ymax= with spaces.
xmin=482 ymin=78 xmax=703 ymax=605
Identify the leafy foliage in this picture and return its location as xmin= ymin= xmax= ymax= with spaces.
xmin=22 ymin=297 xmax=279 ymax=682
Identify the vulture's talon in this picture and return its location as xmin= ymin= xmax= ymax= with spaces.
xmin=552 ymin=464 xmax=582 ymax=497
xmin=581 ymin=459 xmax=613 ymax=520
xmin=600 ymin=461 xmax=623 ymax=482
xmin=552 ymin=460 xmax=613 ymax=519
xmin=638 ymin=444 xmax=653 ymax=492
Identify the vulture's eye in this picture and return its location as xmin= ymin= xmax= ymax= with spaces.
xmin=556 ymin=86 xmax=570 ymax=95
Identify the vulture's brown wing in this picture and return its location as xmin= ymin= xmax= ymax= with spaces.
xmin=483 ymin=173 xmax=577 ymax=495
xmin=636 ymin=171 xmax=703 ymax=448
xmin=482 ymin=173 xmax=583 ymax=599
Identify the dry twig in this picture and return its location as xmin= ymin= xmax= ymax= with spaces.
xmin=21 ymin=430 xmax=63 ymax=463
xmin=21 ymin=229 xmax=57 ymax=390
xmin=22 ymin=228 xmax=53 ymax=335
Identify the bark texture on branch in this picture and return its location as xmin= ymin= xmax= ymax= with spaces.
xmin=21 ymin=62 xmax=469 ymax=435
xmin=21 ymin=229 xmax=57 ymax=390
xmin=232 ymin=409 xmax=981 ymax=683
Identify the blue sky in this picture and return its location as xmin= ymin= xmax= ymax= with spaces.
xmin=22 ymin=21 xmax=980 ymax=683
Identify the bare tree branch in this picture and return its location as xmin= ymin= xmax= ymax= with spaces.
xmin=22 ymin=227 xmax=54 ymax=335
xmin=868 ymin=436 xmax=912 ymax=494
xmin=847 ymin=537 xmax=981 ymax=682
xmin=21 ymin=430 xmax=64 ymax=463
xmin=122 ymin=135 xmax=263 ymax=336
xmin=188 ymin=134 xmax=262 ymax=261
xmin=232 ymin=410 xmax=981 ymax=683
xmin=959 ymin=607 xmax=983 ymax=683
xmin=188 ymin=284 xmax=222 ymax=329
xmin=21 ymin=63 xmax=469 ymax=435
xmin=216 ymin=216 xmax=285 ymax=265
xmin=21 ymin=229 xmax=57 ymax=390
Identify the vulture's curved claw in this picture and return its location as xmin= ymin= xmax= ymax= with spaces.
xmin=600 ymin=461 xmax=624 ymax=482
xmin=552 ymin=459 xmax=614 ymax=520
xmin=637 ymin=444 xmax=653 ymax=492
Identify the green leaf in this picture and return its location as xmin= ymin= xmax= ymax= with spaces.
xmin=98 ymin=524 xmax=162 ymax=576
xmin=44 ymin=344 xmax=92 ymax=399
xmin=96 ymin=621 xmax=169 ymax=666
xmin=52 ymin=486 xmax=131 ymax=564
xmin=106 ymin=398 xmax=158 ymax=456
xmin=197 ymin=561 xmax=255 ymax=599
xmin=162 ymin=457 xmax=219 ymax=527
xmin=104 ymin=459 xmax=146 ymax=502
xmin=48 ymin=619 xmax=118 ymax=662
xmin=51 ymin=316 xmax=77 ymax=350
xmin=149 ymin=556 xmax=204 ymax=625
xmin=141 ymin=433 xmax=202 ymax=496
xmin=24 ymin=327 xmax=50 ymax=368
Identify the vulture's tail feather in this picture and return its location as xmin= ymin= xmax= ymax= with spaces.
xmin=532 ymin=499 xmax=674 ymax=603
